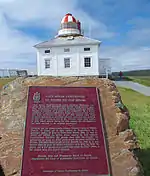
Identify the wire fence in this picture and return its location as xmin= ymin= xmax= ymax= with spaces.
xmin=0 ymin=69 xmax=28 ymax=78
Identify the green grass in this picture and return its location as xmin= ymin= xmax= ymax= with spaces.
xmin=118 ymin=87 xmax=150 ymax=176
xmin=0 ymin=78 xmax=16 ymax=89
xmin=128 ymin=76 xmax=150 ymax=87
xmin=111 ymin=75 xmax=150 ymax=87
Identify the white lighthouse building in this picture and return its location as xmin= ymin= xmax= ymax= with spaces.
xmin=34 ymin=13 xmax=111 ymax=77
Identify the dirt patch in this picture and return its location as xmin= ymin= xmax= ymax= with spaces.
xmin=0 ymin=76 xmax=143 ymax=176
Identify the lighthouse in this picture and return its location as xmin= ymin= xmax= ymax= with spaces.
xmin=34 ymin=13 xmax=111 ymax=77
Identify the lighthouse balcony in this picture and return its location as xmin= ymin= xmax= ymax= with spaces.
xmin=58 ymin=28 xmax=81 ymax=36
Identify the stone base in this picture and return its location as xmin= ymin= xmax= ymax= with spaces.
xmin=0 ymin=76 xmax=144 ymax=176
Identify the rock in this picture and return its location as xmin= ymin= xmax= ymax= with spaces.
xmin=111 ymin=149 xmax=143 ymax=176
xmin=0 ymin=132 xmax=23 ymax=176
xmin=112 ymin=94 xmax=121 ymax=103
xmin=119 ymin=129 xmax=136 ymax=142
xmin=116 ymin=113 xmax=129 ymax=133
xmin=0 ymin=76 xmax=143 ymax=176
xmin=129 ymin=166 xmax=143 ymax=176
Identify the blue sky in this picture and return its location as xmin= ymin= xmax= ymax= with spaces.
xmin=0 ymin=0 xmax=150 ymax=73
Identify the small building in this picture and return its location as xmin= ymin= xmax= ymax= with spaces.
xmin=34 ymin=13 xmax=111 ymax=77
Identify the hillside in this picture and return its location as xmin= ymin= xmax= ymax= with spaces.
xmin=113 ymin=69 xmax=150 ymax=76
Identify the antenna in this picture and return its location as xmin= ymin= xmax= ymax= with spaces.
xmin=88 ymin=23 xmax=91 ymax=38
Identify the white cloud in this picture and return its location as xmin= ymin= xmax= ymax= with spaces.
xmin=99 ymin=16 xmax=150 ymax=72
xmin=0 ymin=0 xmax=150 ymax=73
xmin=0 ymin=0 xmax=114 ymax=74
xmin=0 ymin=10 xmax=39 ymax=71
xmin=0 ymin=0 xmax=114 ymax=38
xmin=101 ymin=45 xmax=150 ymax=71
xmin=72 ymin=9 xmax=115 ymax=39
xmin=128 ymin=29 xmax=150 ymax=45
xmin=127 ymin=17 xmax=150 ymax=45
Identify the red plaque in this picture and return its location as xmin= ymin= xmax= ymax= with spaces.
xmin=21 ymin=86 xmax=110 ymax=176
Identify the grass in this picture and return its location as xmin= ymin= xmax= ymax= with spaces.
xmin=128 ymin=76 xmax=150 ymax=87
xmin=0 ymin=78 xmax=16 ymax=89
xmin=111 ymin=75 xmax=150 ymax=87
xmin=118 ymin=87 xmax=150 ymax=176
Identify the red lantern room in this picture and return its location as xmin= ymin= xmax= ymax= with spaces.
xmin=61 ymin=13 xmax=77 ymax=23
xmin=58 ymin=13 xmax=82 ymax=37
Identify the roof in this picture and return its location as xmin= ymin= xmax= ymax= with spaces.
xmin=34 ymin=36 xmax=101 ymax=48
xmin=61 ymin=13 xmax=77 ymax=23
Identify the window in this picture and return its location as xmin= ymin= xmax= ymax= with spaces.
xmin=84 ymin=47 xmax=90 ymax=51
xmin=84 ymin=57 xmax=91 ymax=67
xmin=45 ymin=59 xmax=50 ymax=69
xmin=61 ymin=22 xmax=77 ymax=29
xmin=64 ymin=48 xmax=70 ymax=52
xmin=45 ymin=50 xmax=50 ymax=54
xmin=64 ymin=58 xmax=70 ymax=68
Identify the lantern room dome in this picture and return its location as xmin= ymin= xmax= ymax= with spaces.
xmin=57 ymin=13 xmax=83 ymax=37
xmin=61 ymin=13 xmax=77 ymax=24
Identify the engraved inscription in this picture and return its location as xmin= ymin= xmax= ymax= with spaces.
xmin=30 ymin=127 xmax=100 ymax=152
xmin=31 ymin=153 xmax=98 ymax=161
xmin=31 ymin=104 xmax=96 ymax=125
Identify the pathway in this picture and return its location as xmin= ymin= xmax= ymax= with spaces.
xmin=114 ymin=81 xmax=150 ymax=96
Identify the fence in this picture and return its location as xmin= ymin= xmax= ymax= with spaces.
xmin=0 ymin=69 xmax=28 ymax=78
